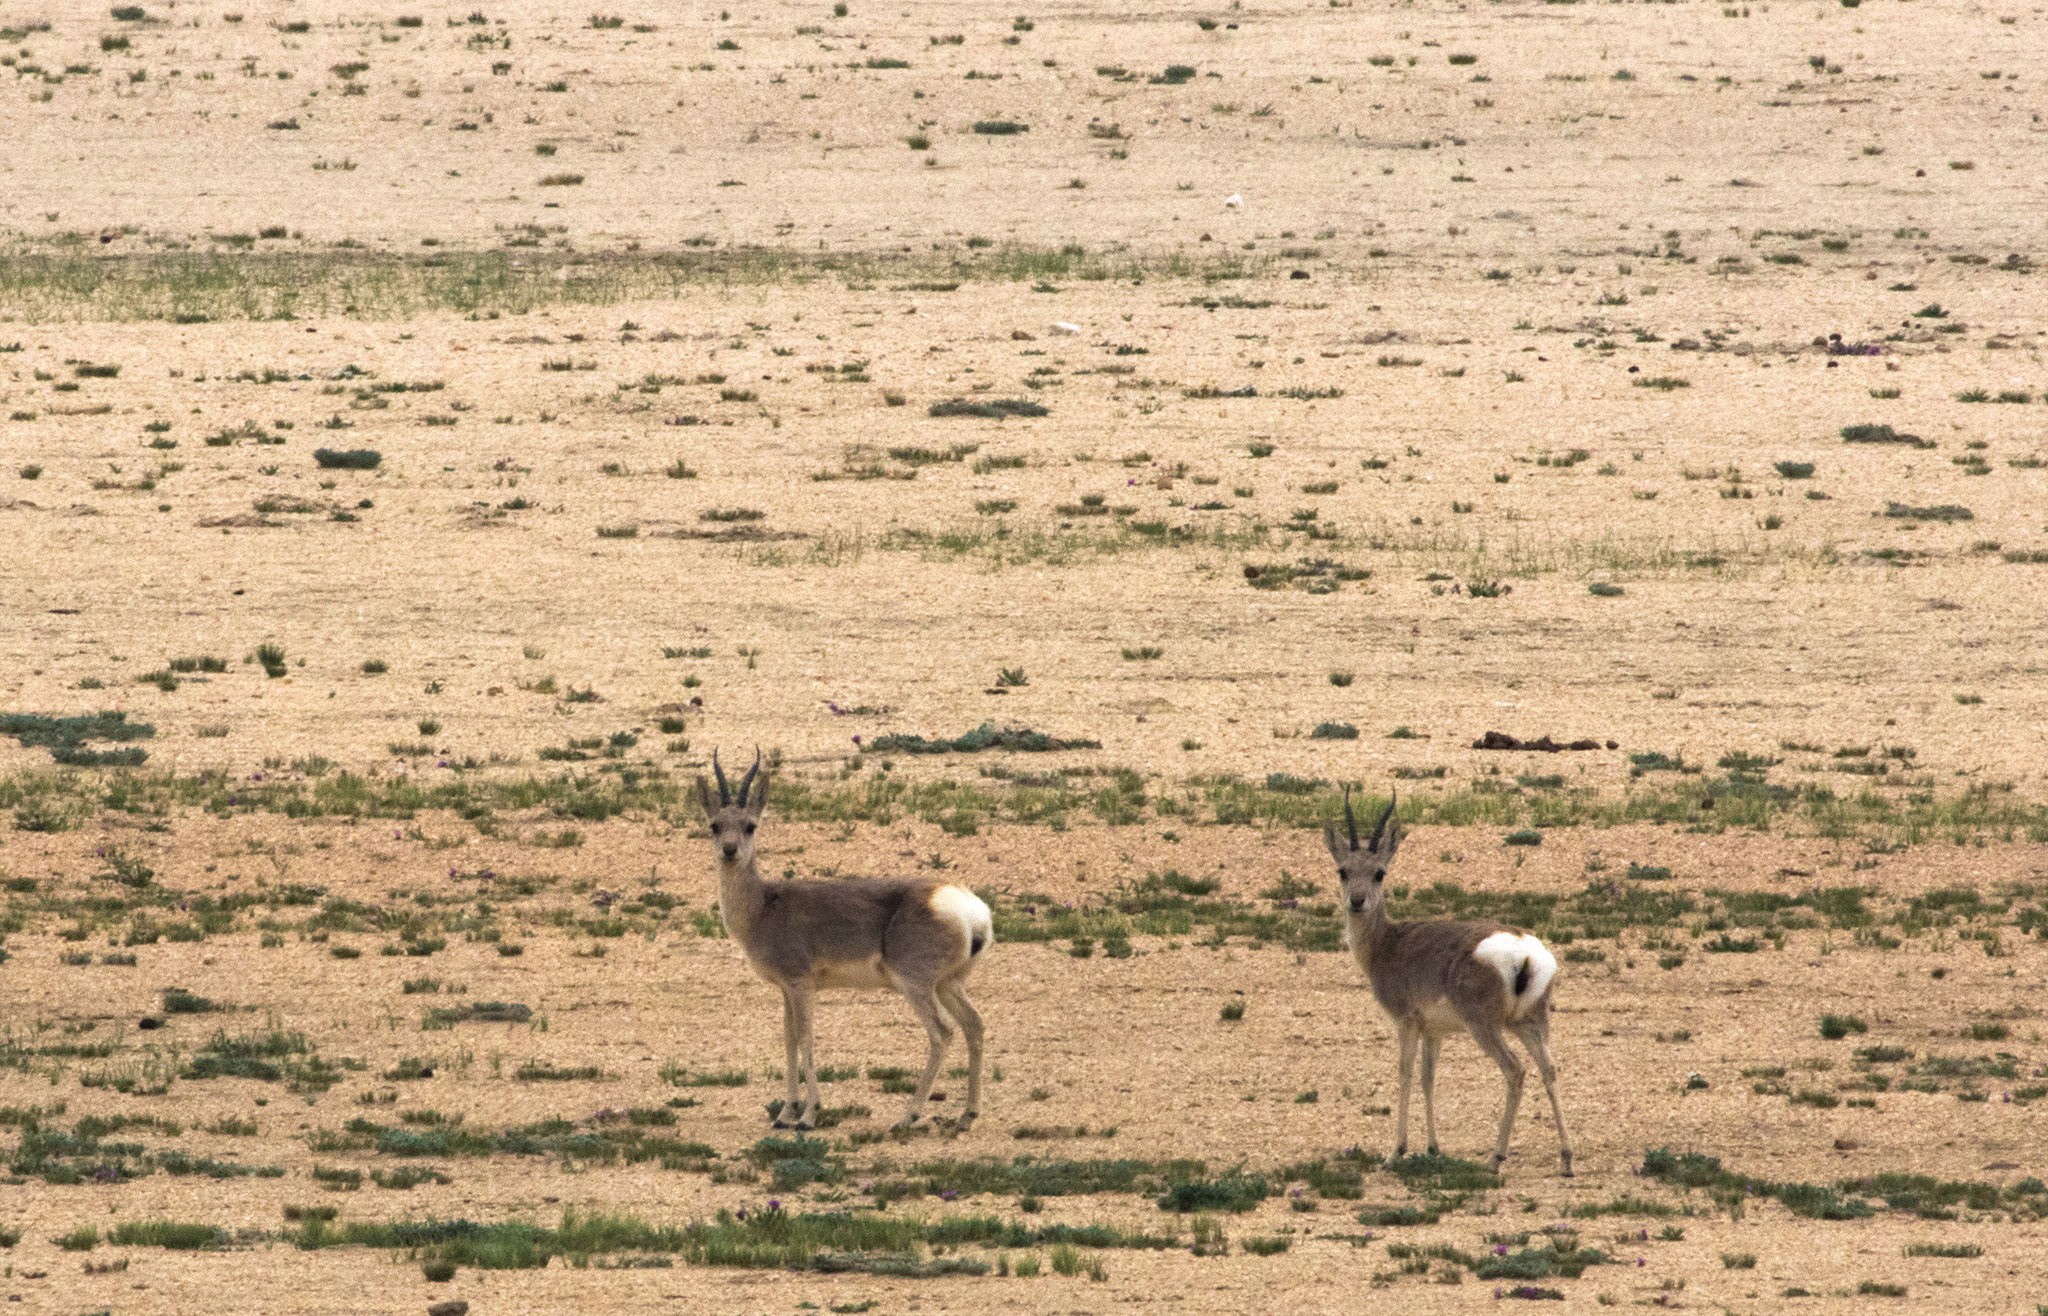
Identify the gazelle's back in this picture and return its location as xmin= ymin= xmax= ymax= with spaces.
xmin=753 ymin=875 xmax=988 ymax=985
xmin=1365 ymin=918 xmax=1557 ymax=1030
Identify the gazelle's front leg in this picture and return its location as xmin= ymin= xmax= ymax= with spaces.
xmin=774 ymin=989 xmax=802 ymax=1127
xmin=800 ymin=1014 xmax=823 ymax=1125
xmin=1419 ymin=1033 xmax=1442 ymax=1156
xmin=1393 ymin=1020 xmax=1419 ymax=1157
xmin=787 ymin=985 xmax=819 ymax=1130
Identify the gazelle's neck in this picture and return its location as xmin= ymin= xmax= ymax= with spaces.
xmin=1346 ymin=902 xmax=1393 ymax=975
xmin=717 ymin=854 xmax=764 ymax=943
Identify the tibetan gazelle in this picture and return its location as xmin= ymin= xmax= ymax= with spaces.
xmin=1326 ymin=788 xmax=1573 ymax=1176
xmin=697 ymin=750 xmax=994 ymax=1131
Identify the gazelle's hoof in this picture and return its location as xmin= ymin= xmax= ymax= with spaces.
xmin=1393 ymin=1143 xmax=1408 ymax=1158
xmin=892 ymin=1114 xmax=922 ymax=1131
xmin=1559 ymin=1153 xmax=1575 ymax=1178
xmin=795 ymin=1113 xmax=817 ymax=1131
xmin=771 ymin=1116 xmax=794 ymax=1129
xmin=952 ymin=1110 xmax=978 ymax=1132
xmin=1426 ymin=1143 xmax=1441 ymax=1156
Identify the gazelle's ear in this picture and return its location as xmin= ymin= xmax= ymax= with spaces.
xmin=1324 ymin=824 xmax=1349 ymax=865
xmin=1379 ymin=816 xmax=1403 ymax=863
xmin=746 ymin=773 xmax=769 ymax=819
xmin=695 ymin=776 xmax=716 ymax=819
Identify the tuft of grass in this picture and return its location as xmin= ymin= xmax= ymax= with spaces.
xmin=313 ymin=448 xmax=381 ymax=469
xmin=108 ymin=1221 xmax=227 ymax=1250
xmin=1820 ymin=1014 xmax=1868 ymax=1040
xmin=929 ymin=397 xmax=1046 ymax=419
xmin=862 ymin=723 xmax=1099 ymax=755
xmin=161 ymin=987 xmax=220 ymax=1015
xmin=1883 ymin=502 xmax=1972 ymax=523
xmin=1841 ymin=424 xmax=1932 ymax=449
xmin=1157 ymin=1170 xmax=1270 ymax=1214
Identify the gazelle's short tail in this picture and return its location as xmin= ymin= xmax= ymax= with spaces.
xmin=930 ymin=885 xmax=994 ymax=959
xmin=1472 ymin=932 xmax=1557 ymax=1021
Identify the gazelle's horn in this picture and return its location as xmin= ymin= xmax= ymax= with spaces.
xmin=1370 ymin=789 xmax=1397 ymax=850
xmin=737 ymin=747 xmax=762 ymax=808
xmin=712 ymin=749 xmax=731 ymax=805
xmin=1343 ymin=785 xmax=1359 ymax=851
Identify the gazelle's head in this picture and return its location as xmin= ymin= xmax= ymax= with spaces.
xmin=1325 ymin=787 xmax=1401 ymax=917
xmin=696 ymin=748 xmax=767 ymax=865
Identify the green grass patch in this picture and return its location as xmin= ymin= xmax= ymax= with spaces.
xmin=861 ymin=723 xmax=1099 ymax=755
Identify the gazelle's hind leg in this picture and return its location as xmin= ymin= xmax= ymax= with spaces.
xmin=1393 ymin=1020 xmax=1420 ymax=1157
xmin=1464 ymin=1018 xmax=1526 ymax=1173
xmin=1419 ymin=1033 xmax=1443 ymax=1155
xmin=938 ymin=975 xmax=984 ymax=1127
xmin=894 ymin=979 xmax=955 ymax=1128
xmin=1513 ymin=1014 xmax=1572 ymax=1176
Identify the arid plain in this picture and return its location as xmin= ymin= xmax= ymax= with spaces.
xmin=3 ymin=1 xmax=2047 ymax=1311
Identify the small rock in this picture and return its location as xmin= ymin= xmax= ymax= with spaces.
xmin=1223 ymin=193 xmax=1244 ymax=209
xmin=428 ymin=1302 xmax=469 ymax=1316
xmin=138 ymin=1017 xmax=162 ymax=1031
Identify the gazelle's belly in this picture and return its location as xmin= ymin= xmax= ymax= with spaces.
xmin=1416 ymin=999 xmax=1468 ymax=1037
xmin=814 ymin=956 xmax=894 ymax=991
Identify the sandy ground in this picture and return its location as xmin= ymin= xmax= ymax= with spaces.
xmin=3 ymin=0 xmax=2048 ymax=1311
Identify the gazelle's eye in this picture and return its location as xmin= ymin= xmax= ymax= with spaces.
xmin=1373 ymin=870 xmax=1385 ymax=884
xmin=743 ymin=822 xmax=756 ymax=835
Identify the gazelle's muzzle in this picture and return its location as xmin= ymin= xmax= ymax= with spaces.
xmin=721 ymin=842 xmax=740 ymax=860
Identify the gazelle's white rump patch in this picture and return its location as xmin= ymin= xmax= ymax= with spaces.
xmin=929 ymin=885 xmax=994 ymax=957
xmin=1472 ymin=932 xmax=1557 ymax=1020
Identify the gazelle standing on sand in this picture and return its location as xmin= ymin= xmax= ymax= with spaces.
xmin=696 ymin=750 xmax=994 ymax=1132
xmin=1326 ymin=789 xmax=1573 ymax=1176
